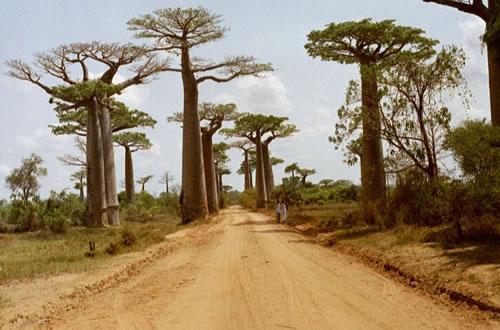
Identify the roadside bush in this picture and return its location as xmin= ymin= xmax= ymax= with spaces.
xmin=42 ymin=190 xmax=86 ymax=226
xmin=47 ymin=215 xmax=69 ymax=234
xmin=121 ymin=228 xmax=136 ymax=246
xmin=386 ymin=171 xmax=446 ymax=227
xmin=240 ymin=189 xmax=256 ymax=210
xmin=105 ymin=242 xmax=119 ymax=255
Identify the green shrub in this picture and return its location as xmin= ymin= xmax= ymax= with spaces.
xmin=47 ymin=215 xmax=69 ymax=234
xmin=240 ymin=189 xmax=257 ymax=210
xmin=386 ymin=171 xmax=446 ymax=227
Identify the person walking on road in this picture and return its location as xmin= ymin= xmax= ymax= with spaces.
xmin=275 ymin=199 xmax=281 ymax=223
xmin=281 ymin=202 xmax=288 ymax=225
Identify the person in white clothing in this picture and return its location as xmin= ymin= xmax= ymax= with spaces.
xmin=275 ymin=199 xmax=281 ymax=223
xmin=281 ymin=202 xmax=288 ymax=225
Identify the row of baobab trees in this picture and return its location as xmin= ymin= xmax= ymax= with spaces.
xmin=7 ymin=7 xmax=277 ymax=226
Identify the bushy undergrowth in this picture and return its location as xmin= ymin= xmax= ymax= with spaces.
xmin=121 ymin=191 xmax=180 ymax=222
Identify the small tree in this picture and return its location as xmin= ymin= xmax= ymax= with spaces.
xmin=297 ymin=168 xmax=316 ymax=185
xmin=232 ymin=140 xmax=254 ymax=190
xmin=113 ymin=132 xmax=152 ymax=203
xmin=284 ymin=163 xmax=300 ymax=183
xmin=129 ymin=7 xmax=273 ymax=223
xmin=71 ymin=169 xmax=86 ymax=202
xmin=159 ymin=171 xmax=175 ymax=195
xmin=319 ymin=179 xmax=334 ymax=187
xmin=137 ymin=175 xmax=154 ymax=192
xmin=6 ymin=154 xmax=47 ymax=203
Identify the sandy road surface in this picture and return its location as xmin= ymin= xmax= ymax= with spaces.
xmin=47 ymin=208 xmax=494 ymax=329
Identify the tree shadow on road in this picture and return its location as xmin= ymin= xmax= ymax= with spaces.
xmin=230 ymin=220 xmax=273 ymax=226
xmin=250 ymin=229 xmax=295 ymax=234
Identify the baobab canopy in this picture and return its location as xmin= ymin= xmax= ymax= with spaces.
xmin=305 ymin=19 xmax=438 ymax=65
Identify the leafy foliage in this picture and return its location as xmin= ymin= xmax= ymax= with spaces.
xmin=6 ymin=154 xmax=47 ymax=203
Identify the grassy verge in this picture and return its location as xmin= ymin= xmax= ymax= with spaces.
xmin=0 ymin=214 xmax=183 ymax=284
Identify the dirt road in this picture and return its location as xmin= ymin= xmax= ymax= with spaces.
xmin=47 ymin=208 xmax=493 ymax=329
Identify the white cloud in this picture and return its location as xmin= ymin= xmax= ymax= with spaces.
xmin=113 ymin=73 xmax=151 ymax=108
xmin=459 ymin=18 xmax=488 ymax=80
xmin=213 ymin=73 xmax=293 ymax=114
xmin=15 ymin=134 xmax=40 ymax=149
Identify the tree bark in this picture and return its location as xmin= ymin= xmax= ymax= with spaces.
xmin=218 ymin=173 xmax=225 ymax=209
xmin=124 ymin=146 xmax=135 ymax=204
xmin=202 ymin=130 xmax=219 ymax=214
xmin=180 ymin=47 xmax=208 ymax=223
xmin=487 ymin=41 xmax=500 ymax=126
xmin=243 ymin=150 xmax=251 ymax=190
xmin=79 ymin=179 xmax=84 ymax=202
xmin=249 ymin=168 xmax=254 ymax=189
xmin=255 ymin=132 xmax=267 ymax=209
xmin=262 ymin=143 xmax=275 ymax=198
xmin=99 ymin=104 xmax=120 ymax=225
xmin=415 ymin=101 xmax=438 ymax=180
xmin=360 ymin=65 xmax=386 ymax=208
xmin=86 ymin=99 xmax=106 ymax=227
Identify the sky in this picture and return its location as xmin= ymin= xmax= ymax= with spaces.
xmin=0 ymin=0 xmax=491 ymax=198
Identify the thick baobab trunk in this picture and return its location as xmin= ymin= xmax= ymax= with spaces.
xmin=99 ymin=105 xmax=120 ymax=225
xmin=124 ymin=147 xmax=135 ymax=204
xmin=202 ymin=131 xmax=219 ymax=214
xmin=360 ymin=65 xmax=386 ymax=209
xmin=180 ymin=48 xmax=208 ymax=223
xmin=244 ymin=150 xmax=251 ymax=190
xmin=487 ymin=41 xmax=500 ymax=126
xmin=255 ymin=133 xmax=267 ymax=209
xmin=262 ymin=143 xmax=275 ymax=198
xmin=86 ymin=99 xmax=106 ymax=227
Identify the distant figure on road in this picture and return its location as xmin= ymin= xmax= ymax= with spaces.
xmin=281 ymin=202 xmax=288 ymax=225
xmin=275 ymin=199 xmax=281 ymax=223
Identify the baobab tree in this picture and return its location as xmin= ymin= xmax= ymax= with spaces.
xmin=214 ymin=142 xmax=231 ymax=209
xmin=169 ymin=103 xmax=239 ymax=214
xmin=297 ymin=168 xmax=317 ymax=185
xmin=284 ymin=162 xmax=300 ymax=184
xmin=262 ymin=121 xmax=298 ymax=197
xmin=128 ymin=7 xmax=273 ymax=223
xmin=333 ymin=46 xmax=468 ymax=181
xmin=222 ymin=114 xmax=279 ymax=208
xmin=305 ymin=19 xmax=437 ymax=212
xmin=159 ymin=171 xmax=175 ymax=195
xmin=232 ymin=140 xmax=254 ymax=190
xmin=7 ymin=42 xmax=169 ymax=227
xmin=71 ymin=169 xmax=87 ymax=202
xmin=50 ymin=99 xmax=156 ymax=137
xmin=137 ymin=175 xmax=154 ymax=192
xmin=113 ymin=132 xmax=153 ymax=203
xmin=319 ymin=179 xmax=334 ymax=187
xmin=423 ymin=0 xmax=500 ymax=125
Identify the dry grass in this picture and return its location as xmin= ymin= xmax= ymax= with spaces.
xmin=0 ymin=215 xmax=183 ymax=284
xmin=287 ymin=203 xmax=359 ymax=229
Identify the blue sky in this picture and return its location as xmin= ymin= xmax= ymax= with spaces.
xmin=0 ymin=0 xmax=490 ymax=198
